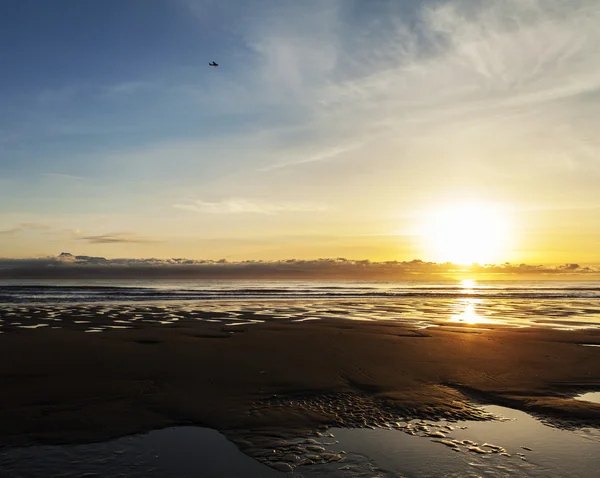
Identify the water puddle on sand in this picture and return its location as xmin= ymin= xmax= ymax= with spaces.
xmin=1 ymin=406 xmax=599 ymax=477
xmin=575 ymin=392 xmax=600 ymax=404
xmin=0 ymin=427 xmax=281 ymax=478
xmin=293 ymin=405 xmax=600 ymax=478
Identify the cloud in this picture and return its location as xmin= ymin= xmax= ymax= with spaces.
xmin=0 ymin=255 xmax=599 ymax=280
xmin=173 ymin=198 xmax=330 ymax=215
xmin=77 ymin=233 xmax=160 ymax=244
xmin=317 ymin=0 xmax=600 ymax=124
xmin=102 ymin=81 xmax=151 ymax=96
xmin=0 ymin=228 xmax=21 ymax=235
xmin=170 ymin=0 xmax=600 ymax=205
xmin=0 ymin=223 xmax=52 ymax=235
xmin=260 ymin=142 xmax=362 ymax=171
xmin=245 ymin=0 xmax=600 ymax=170
xmin=40 ymin=172 xmax=87 ymax=182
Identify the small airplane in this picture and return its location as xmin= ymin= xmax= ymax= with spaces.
xmin=209 ymin=61 xmax=219 ymax=67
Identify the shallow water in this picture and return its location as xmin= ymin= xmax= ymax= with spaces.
xmin=2 ymin=294 xmax=600 ymax=333
xmin=1 ymin=280 xmax=600 ymax=332
xmin=0 ymin=427 xmax=282 ymax=477
xmin=576 ymin=392 xmax=600 ymax=404
xmin=296 ymin=405 xmax=600 ymax=477
xmin=2 ymin=406 xmax=598 ymax=477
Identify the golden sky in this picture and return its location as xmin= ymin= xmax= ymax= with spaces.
xmin=1 ymin=0 xmax=599 ymax=265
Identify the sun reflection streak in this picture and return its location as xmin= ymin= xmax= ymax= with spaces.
xmin=449 ymin=299 xmax=504 ymax=326
xmin=461 ymin=279 xmax=476 ymax=289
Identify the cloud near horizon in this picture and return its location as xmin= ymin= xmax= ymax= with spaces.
xmin=0 ymin=254 xmax=598 ymax=280
xmin=76 ymin=233 xmax=161 ymax=244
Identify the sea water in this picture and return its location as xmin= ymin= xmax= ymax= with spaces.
xmin=1 ymin=405 xmax=599 ymax=477
xmin=1 ymin=279 xmax=600 ymax=331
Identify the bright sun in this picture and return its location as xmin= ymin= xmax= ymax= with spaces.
xmin=419 ymin=203 xmax=510 ymax=265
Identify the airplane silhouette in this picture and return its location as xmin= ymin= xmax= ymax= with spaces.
xmin=209 ymin=61 xmax=218 ymax=67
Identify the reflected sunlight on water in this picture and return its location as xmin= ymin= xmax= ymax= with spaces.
xmin=575 ymin=392 xmax=600 ymax=405
xmin=2 ymin=279 xmax=600 ymax=332
xmin=313 ymin=405 xmax=600 ymax=477
xmin=448 ymin=299 xmax=507 ymax=326
xmin=3 ymin=406 xmax=597 ymax=478
xmin=461 ymin=279 xmax=476 ymax=289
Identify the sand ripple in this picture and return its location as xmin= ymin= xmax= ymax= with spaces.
xmin=241 ymin=391 xmax=499 ymax=472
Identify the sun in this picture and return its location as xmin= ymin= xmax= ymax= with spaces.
xmin=419 ymin=202 xmax=510 ymax=265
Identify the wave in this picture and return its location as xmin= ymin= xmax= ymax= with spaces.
xmin=2 ymin=282 xmax=600 ymax=303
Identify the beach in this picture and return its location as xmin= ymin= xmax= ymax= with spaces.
xmin=2 ymin=307 xmax=600 ymax=442
xmin=1 ymin=282 xmax=600 ymax=475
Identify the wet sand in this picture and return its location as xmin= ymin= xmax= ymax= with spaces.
xmin=1 ymin=305 xmax=600 ymax=458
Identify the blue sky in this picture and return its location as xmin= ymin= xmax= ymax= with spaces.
xmin=2 ymin=1 xmax=250 ymax=174
xmin=2 ymin=0 xmax=600 ymax=263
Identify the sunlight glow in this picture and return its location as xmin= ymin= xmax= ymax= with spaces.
xmin=453 ymin=302 xmax=481 ymax=324
xmin=420 ymin=203 xmax=511 ymax=265
xmin=448 ymin=299 xmax=505 ymax=326
xmin=461 ymin=279 xmax=476 ymax=288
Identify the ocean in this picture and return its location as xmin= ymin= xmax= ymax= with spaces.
xmin=1 ymin=279 xmax=600 ymax=330
xmin=2 ymin=279 xmax=600 ymax=301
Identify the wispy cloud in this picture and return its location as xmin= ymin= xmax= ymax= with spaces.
xmin=174 ymin=198 xmax=330 ymax=215
xmin=179 ymin=0 xmax=600 ymax=193
xmin=0 ymin=223 xmax=52 ymax=235
xmin=312 ymin=0 xmax=600 ymax=132
xmin=77 ymin=233 xmax=160 ymax=244
xmin=260 ymin=142 xmax=362 ymax=171
xmin=0 ymin=227 xmax=21 ymax=235
xmin=40 ymin=172 xmax=87 ymax=182
xmin=102 ymin=81 xmax=152 ymax=97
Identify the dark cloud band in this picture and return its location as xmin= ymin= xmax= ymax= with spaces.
xmin=0 ymin=254 xmax=596 ymax=280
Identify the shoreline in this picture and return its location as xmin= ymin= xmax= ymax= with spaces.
xmin=1 ymin=309 xmax=600 ymax=451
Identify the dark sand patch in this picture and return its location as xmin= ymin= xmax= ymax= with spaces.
xmin=132 ymin=339 xmax=162 ymax=345
xmin=189 ymin=333 xmax=232 ymax=339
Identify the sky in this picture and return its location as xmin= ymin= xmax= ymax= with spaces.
xmin=2 ymin=0 xmax=600 ymax=265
